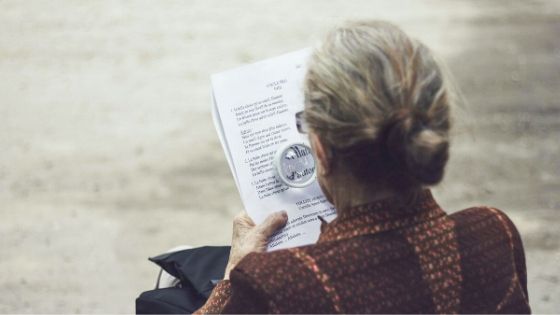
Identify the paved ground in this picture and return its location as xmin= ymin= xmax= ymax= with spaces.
xmin=0 ymin=0 xmax=558 ymax=313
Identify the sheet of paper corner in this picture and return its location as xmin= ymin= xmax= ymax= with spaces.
xmin=210 ymin=47 xmax=312 ymax=200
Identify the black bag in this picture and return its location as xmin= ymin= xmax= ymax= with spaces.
xmin=136 ymin=246 xmax=230 ymax=314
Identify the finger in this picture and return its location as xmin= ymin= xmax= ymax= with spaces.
xmin=257 ymin=211 xmax=288 ymax=238
xmin=233 ymin=211 xmax=255 ymax=228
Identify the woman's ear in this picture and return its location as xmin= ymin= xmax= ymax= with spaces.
xmin=310 ymin=133 xmax=331 ymax=176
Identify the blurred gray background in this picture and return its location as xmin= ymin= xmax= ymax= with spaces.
xmin=1 ymin=0 xmax=559 ymax=313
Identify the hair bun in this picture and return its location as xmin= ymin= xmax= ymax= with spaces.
xmin=304 ymin=20 xmax=453 ymax=189
xmin=385 ymin=112 xmax=449 ymax=185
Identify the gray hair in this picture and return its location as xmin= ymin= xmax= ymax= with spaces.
xmin=304 ymin=20 xmax=452 ymax=187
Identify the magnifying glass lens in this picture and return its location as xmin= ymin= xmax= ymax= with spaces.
xmin=275 ymin=143 xmax=316 ymax=188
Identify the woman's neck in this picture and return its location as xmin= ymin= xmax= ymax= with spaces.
xmin=327 ymin=173 xmax=399 ymax=213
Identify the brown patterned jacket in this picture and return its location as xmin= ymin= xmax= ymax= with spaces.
xmin=196 ymin=190 xmax=530 ymax=313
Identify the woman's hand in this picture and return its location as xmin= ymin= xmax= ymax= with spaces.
xmin=224 ymin=211 xmax=288 ymax=280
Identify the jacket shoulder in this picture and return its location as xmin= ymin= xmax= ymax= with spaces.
xmin=449 ymin=206 xmax=530 ymax=313
xmin=450 ymin=206 xmax=522 ymax=240
xmin=449 ymin=205 xmax=524 ymax=260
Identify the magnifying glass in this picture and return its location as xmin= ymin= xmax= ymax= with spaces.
xmin=274 ymin=142 xmax=317 ymax=188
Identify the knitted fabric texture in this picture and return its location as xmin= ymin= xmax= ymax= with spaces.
xmin=196 ymin=190 xmax=530 ymax=314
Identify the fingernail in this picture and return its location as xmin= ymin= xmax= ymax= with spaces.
xmin=279 ymin=210 xmax=288 ymax=218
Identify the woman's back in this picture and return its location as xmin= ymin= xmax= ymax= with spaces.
xmin=195 ymin=20 xmax=531 ymax=314
xmin=199 ymin=191 xmax=530 ymax=313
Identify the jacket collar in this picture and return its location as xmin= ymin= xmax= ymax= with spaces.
xmin=317 ymin=190 xmax=446 ymax=243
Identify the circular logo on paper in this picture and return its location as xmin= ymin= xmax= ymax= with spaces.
xmin=275 ymin=143 xmax=316 ymax=188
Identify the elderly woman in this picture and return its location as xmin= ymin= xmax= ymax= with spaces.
xmin=196 ymin=21 xmax=530 ymax=314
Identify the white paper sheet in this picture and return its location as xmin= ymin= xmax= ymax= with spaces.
xmin=211 ymin=48 xmax=337 ymax=250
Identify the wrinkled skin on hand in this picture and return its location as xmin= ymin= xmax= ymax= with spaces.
xmin=224 ymin=211 xmax=288 ymax=280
